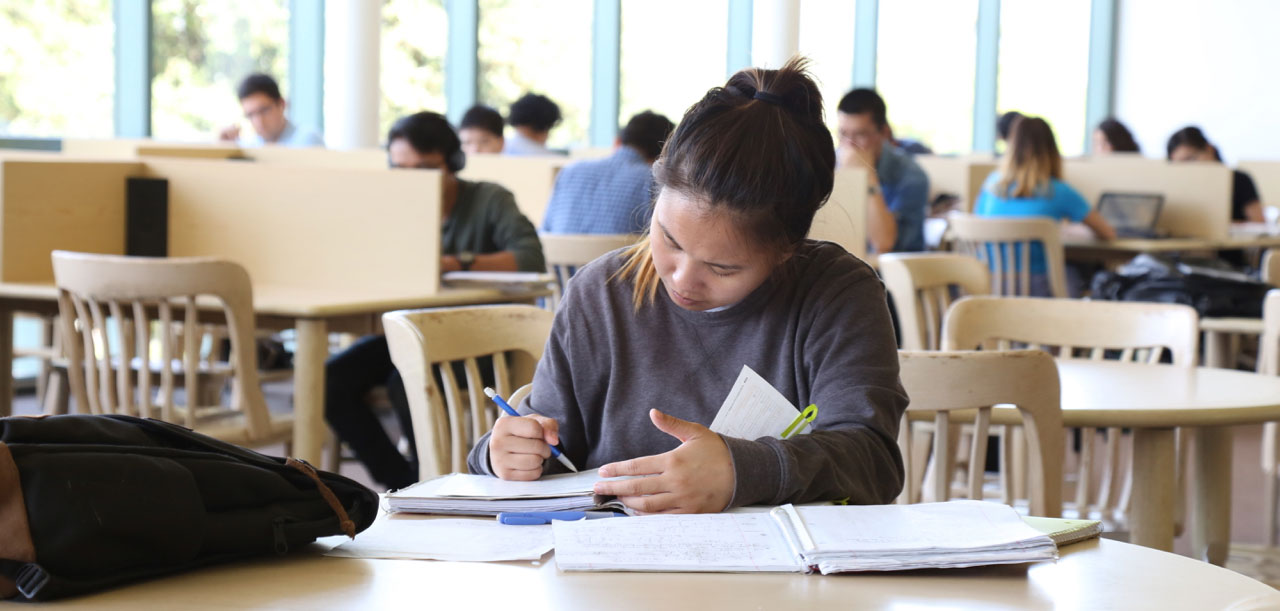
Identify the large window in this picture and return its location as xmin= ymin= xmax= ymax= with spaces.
xmin=876 ymin=0 xmax=978 ymax=154
xmin=381 ymin=0 xmax=447 ymax=138
xmin=478 ymin=0 xmax=592 ymax=149
xmin=151 ymin=0 xmax=289 ymax=141
xmin=0 ymin=0 xmax=114 ymax=138
xmin=619 ymin=0 xmax=727 ymax=130
xmin=798 ymin=0 xmax=857 ymax=136
xmin=997 ymin=0 xmax=1091 ymax=156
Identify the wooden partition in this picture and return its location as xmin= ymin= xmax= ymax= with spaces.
xmin=809 ymin=167 xmax=868 ymax=258
xmin=1239 ymin=161 xmax=1280 ymax=204
xmin=62 ymin=138 xmax=243 ymax=161
xmin=1063 ymin=159 xmax=1233 ymax=239
xmin=457 ymin=154 xmax=568 ymax=226
xmin=244 ymin=147 xmax=387 ymax=169
xmin=0 ymin=159 xmax=140 ymax=282
xmin=914 ymin=155 xmax=997 ymax=212
xmin=143 ymin=159 xmax=442 ymax=293
xmin=60 ymin=138 xmax=153 ymax=158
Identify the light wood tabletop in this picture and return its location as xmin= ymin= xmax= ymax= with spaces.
xmin=0 ymin=281 xmax=550 ymax=467
xmin=1007 ymin=360 xmax=1280 ymax=565
xmin=10 ymin=535 xmax=1277 ymax=610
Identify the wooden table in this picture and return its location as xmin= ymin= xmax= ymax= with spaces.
xmin=10 ymin=536 xmax=1276 ymax=610
xmin=0 ymin=282 xmax=548 ymax=465
xmin=1064 ymin=234 xmax=1280 ymax=264
xmin=1030 ymin=360 xmax=1280 ymax=565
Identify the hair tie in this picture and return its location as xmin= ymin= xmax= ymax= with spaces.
xmin=753 ymin=90 xmax=786 ymax=106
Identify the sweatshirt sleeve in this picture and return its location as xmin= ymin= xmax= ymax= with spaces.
xmin=722 ymin=267 xmax=907 ymax=508
xmin=466 ymin=272 xmax=592 ymax=475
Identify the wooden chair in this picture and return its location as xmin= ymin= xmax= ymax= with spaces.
xmin=898 ymin=350 xmax=1063 ymax=517
xmin=539 ymin=234 xmax=637 ymax=310
xmin=1258 ymin=290 xmax=1280 ymax=544
xmin=879 ymin=252 xmax=990 ymax=350
xmin=947 ymin=214 xmax=1068 ymax=297
xmin=383 ymin=305 xmax=554 ymax=480
xmin=942 ymin=295 xmax=1199 ymax=525
xmin=52 ymin=251 xmax=292 ymax=449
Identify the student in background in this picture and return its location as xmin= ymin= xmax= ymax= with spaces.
xmin=217 ymin=73 xmax=323 ymax=147
xmin=540 ymin=110 xmax=675 ymax=235
xmin=976 ymin=116 xmax=1115 ymax=296
xmin=469 ymin=58 xmax=907 ymax=513
xmin=996 ymin=111 xmax=1023 ymax=149
xmin=504 ymin=93 xmax=564 ymax=156
xmin=327 ymin=112 xmax=545 ymax=490
xmin=1167 ymin=126 xmax=1263 ymax=223
xmin=1092 ymin=118 xmax=1141 ymax=154
xmin=458 ymin=105 xmax=505 ymax=155
xmin=836 ymin=88 xmax=930 ymax=253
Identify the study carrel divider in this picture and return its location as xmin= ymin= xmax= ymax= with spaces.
xmin=914 ymin=155 xmax=997 ymax=213
xmin=0 ymin=157 xmax=443 ymax=294
xmin=1063 ymin=158 xmax=1233 ymax=240
xmin=457 ymin=153 xmax=568 ymax=227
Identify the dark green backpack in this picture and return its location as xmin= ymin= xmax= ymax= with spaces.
xmin=0 ymin=414 xmax=378 ymax=601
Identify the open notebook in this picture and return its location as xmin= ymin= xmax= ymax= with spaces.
xmin=552 ymin=500 xmax=1057 ymax=574
xmin=386 ymin=471 xmax=629 ymax=515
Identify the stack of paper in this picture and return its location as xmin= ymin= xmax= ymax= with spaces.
xmin=386 ymin=471 xmax=628 ymax=516
xmin=785 ymin=501 xmax=1058 ymax=573
xmin=552 ymin=500 xmax=1056 ymax=574
xmin=326 ymin=516 xmax=553 ymax=562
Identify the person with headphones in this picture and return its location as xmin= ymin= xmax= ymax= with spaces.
xmin=326 ymin=111 xmax=546 ymax=489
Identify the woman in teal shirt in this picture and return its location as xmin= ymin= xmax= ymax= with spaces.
xmin=975 ymin=116 xmax=1114 ymax=295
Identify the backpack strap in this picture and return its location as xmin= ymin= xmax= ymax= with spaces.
xmin=285 ymin=458 xmax=357 ymax=538
xmin=0 ymin=443 xmax=35 ymax=600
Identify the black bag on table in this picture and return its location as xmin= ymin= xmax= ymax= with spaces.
xmin=0 ymin=414 xmax=378 ymax=601
xmin=1090 ymin=253 xmax=1272 ymax=318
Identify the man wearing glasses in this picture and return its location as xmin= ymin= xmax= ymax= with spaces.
xmin=219 ymin=73 xmax=324 ymax=148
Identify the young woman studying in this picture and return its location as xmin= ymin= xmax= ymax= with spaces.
xmin=465 ymin=58 xmax=908 ymax=514
xmin=975 ymin=116 xmax=1115 ymax=296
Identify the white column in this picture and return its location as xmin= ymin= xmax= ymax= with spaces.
xmin=324 ymin=0 xmax=381 ymax=150
xmin=751 ymin=0 xmax=800 ymax=69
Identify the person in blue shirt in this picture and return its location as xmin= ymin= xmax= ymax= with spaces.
xmin=975 ymin=116 xmax=1114 ymax=295
xmin=540 ymin=110 xmax=675 ymax=235
xmin=836 ymin=89 xmax=930 ymax=253
xmin=218 ymin=74 xmax=324 ymax=147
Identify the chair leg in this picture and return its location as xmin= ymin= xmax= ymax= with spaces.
xmin=1265 ymin=422 xmax=1279 ymax=546
xmin=42 ymin=368 xmax=70 ymax=415
xmin=1075 ymin=428 xmax=1096 ymax=518
xmin=1173 ymin=428 xmax=1191 ymax=537
xmin=1096 ymin=427 xmax=1123 ymax=521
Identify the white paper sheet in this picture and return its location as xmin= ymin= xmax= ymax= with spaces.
xmin=552 ymin=513 xmax=801 ymax=572
xmin=326 ymin=516 xmax=553 ymax=562
xmin=708 ymin=365 xmax=811 ymax=440
xmin=392 ymin=470 xmax=606 ymax=500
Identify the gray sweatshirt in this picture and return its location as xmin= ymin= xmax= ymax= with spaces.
xmin=467 ymin=240 xmax=907 ymax=507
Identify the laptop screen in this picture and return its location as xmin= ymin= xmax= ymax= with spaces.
xmin=1097 ymin=192 xmax=1164 ymax=231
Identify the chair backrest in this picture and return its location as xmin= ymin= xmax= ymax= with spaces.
xmin=383 ymin=305 xmax=555 ymax=480
xmin=898 ymin=350 xmax=1064 ymax=517
xmin=879 ymin=253 xmax=991 ymax=350
xmin=539 ymin=234 xmax=637 ymax=310
xmin=942 ymin=295 xmax=1200 ymax=366
xmin=51 ymin=250 xmax=272 ymax=439
xmin=1264 ymin=249 xmax=1280 ymax=285
xmin=947 ymin=214 xmax=1068 ymax=297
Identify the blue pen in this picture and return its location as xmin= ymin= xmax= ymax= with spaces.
xmin=483 ymin=387 xmax=579 ymax=473
xmin=497 ymin=511 xmax=623 ymax=526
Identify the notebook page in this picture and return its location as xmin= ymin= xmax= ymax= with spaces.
xmin=552 ymin=513 xmax=801 ymax=572
xmin=326 ymin=516 xmax=553 ymax=562
xmin=709 ymin=365 xmax=811 ymax=440
xmin=391 ymin=470 xmax=605 ymax=500
xmin=796 ymin=500 xmax=1051 ymax=553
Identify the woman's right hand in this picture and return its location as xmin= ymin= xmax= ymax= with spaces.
xmin=488 ymin=414 xmax=560 ymax=480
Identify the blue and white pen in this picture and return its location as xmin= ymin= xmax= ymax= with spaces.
xmin=497 ymin=511 xmax=622 ymax=525
xmin=483 ymin=387 xmax=579 ymax=473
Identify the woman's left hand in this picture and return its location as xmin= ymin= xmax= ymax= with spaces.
xmin=593 ymin=409 xmax=735 ymax=514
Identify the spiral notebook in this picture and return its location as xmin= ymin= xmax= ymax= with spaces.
xmin=386 ymin=471 xmax=629 ymax=515
xmin=552 ymin=500 xmax=1057 ymax=574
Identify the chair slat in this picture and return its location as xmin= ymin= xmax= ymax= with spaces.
xmin=133 ymin=301 xmax=153 ymax=419
xmin=968 ymin=407 xmax=991 ymax=501
xmin=437 ymin=362 xmax=469 ymax=474
xmin=462 ymin=357 xmax=487 ymax=448
xmin=183 ymin=297 xmax=199 ymax=429
xmin=932 ymin=411 xmax=951 ymax=503
xmin=158 ymin=300 xmax=176 ymax=423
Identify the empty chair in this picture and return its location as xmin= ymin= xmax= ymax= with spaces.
xmin=383 ymin=304 xmax=554 ymax=480
xmin=942 ymin=295 xmax=1199 ymax=524
xmin=879 ymin=252 xmax=990 ymax=350
xmin=52 ymin=250 xmax=292 ymax=449
xmin=539 ymin=234 xmax=637 ymax=310
xmin=898 ymin=349 xmax=1063 ymax=517
xmin=948 ymin=214 xmax=1068 ymax=297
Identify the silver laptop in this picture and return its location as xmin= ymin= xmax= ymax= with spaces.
xmin=1097 ymin=192 xmax=1166 ymax=239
